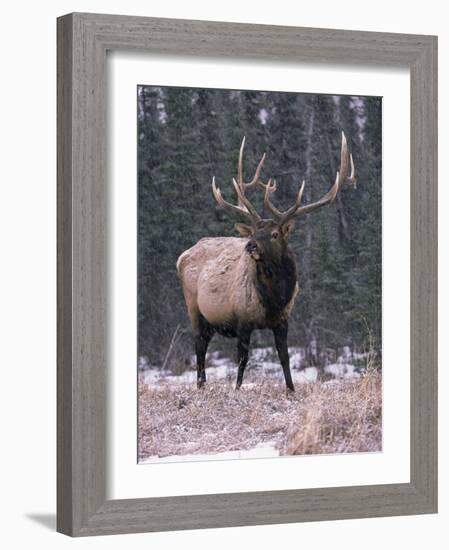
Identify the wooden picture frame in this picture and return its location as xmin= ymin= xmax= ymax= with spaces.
xmin=57 ymin=12 xmax=438 ymax=536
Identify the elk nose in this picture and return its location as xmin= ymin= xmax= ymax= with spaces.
xmin=245 ymin=240 xmax=258 ymax=254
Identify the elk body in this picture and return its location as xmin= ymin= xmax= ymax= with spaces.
xmin=177 ymin=133 xmax=356 ymax=391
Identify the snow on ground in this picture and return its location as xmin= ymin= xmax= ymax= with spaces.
xmin=324 ymin=363 xmax=360 ymax=379
xmin=141 ymin=441 xmax=279 ymax=464
xmin=140 ymin=346 xmax=362 ymax=387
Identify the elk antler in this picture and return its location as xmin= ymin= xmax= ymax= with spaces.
xmin=212 ymin=176 xmax=261 ymax=226
xmin=264 ymin=131 xmax=356 ymax=226
xmin=234 ymin=136 xmax=274 ymax=212
xmin=264 ymin=179 xmax=306 ymax=220
xmin=236 ymin=136 xmax=268 ymax=193
xmin=211 ymin=136 xmax=269 ymax=225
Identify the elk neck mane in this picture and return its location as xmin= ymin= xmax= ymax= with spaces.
xmin=252 ymin=247 xmax=298 ymax=325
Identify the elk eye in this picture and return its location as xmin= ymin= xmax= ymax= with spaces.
xmin=271 ymin=230 xmax=279 ymax=240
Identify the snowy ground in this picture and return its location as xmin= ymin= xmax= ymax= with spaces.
xmin=138 ymin=348 xmax=380 ymax=463
xmin=140 ymin=442 xmax=279 ymax=463
xmin=140 ymin=346 xmax=364 ymax=387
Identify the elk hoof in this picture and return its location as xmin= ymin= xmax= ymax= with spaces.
xmin=286 ymin=386 xmax=295 ymax=397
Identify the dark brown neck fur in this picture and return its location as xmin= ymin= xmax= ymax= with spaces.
xmin=254 ymin=249 xmax=297 ymax=326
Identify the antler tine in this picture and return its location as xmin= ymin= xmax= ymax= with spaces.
xmin=339 ymin=131 xmax=357 ymax=188
xmin=232 ymin=178 xmax=261 ymax=221
xmin=339 ymin=131 xmax=349 ymax=183
xmin=264 ymin=178 xmax=306 ymax=222
xmin=237 ymin=136 xmax=267 ymax=192
xmin=247 ymin=152 xmax=267 ymax=189
xmin=263 ymin=179 xmax=283 ymax=220
xmin=212 ymin=176 xmax=255 ymax=225
xmin=348 ymin=153 xmax=356 ymax=188
xmin=237 ymin=136 xmax=246 ymax=186
xmin=280 ymin=180 xmax=306 ymax=222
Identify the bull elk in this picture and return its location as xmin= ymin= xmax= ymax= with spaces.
xmin=176 ymin=132 xmax=356 ymax=391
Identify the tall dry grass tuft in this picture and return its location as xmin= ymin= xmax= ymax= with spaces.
xmin=282 ymin=369 xmax=382 ymax=455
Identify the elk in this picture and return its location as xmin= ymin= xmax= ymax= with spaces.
xmin=176 ymin=132 xmax=356 ymax=391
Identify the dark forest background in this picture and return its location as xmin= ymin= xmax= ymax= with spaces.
xmin=137 ymin=86 xmax=382 ymax=370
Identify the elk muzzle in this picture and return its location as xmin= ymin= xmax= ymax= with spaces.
xmin=245 ymin=240 xmax=261 ymax=260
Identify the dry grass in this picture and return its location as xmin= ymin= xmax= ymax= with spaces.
xmin=138 ymin=369 xmax=382 ymax=461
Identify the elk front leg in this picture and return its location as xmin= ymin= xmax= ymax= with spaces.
xmin=236 ymin=327 xmax=252 ymax=389
xmin=194 ymin=316 xmax=214 ymax=389
xmin=273 ymin=321 xmax=295 ymax=392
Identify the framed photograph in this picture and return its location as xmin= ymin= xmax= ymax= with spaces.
xmin=57 ymin=13 xmax=437 ymax=536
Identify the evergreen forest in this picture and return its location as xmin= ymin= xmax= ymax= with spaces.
xmin=137 ymin=86 xmax=382 ymax=371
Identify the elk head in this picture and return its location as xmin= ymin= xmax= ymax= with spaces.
xmin=212 ymin=132 xmax=356 ymax=262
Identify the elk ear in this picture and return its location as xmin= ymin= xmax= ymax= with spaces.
xmin=234 ymin=223 xmax=254 ymax=237
xmin=281 ymin=220 xmax=295 ymax=239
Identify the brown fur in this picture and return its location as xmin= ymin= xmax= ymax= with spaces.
xmin=177 ymin=236 xmax=298 ymax=332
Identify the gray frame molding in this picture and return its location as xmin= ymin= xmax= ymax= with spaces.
xmin=57 ymin=12 xmax=437 ymax=537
